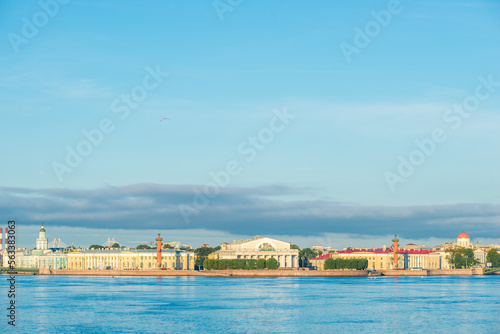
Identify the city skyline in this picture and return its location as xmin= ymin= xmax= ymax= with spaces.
xmin=9 ymin=223 xmax=499 ymax=251
xmin=2 ymin=1 xmax=500 ymax=247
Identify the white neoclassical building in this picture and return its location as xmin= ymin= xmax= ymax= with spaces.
xmin=457 ymin=231 xmax=471 ymax=247
xmin=216 ymin=236 xmax=299 ymax=268
xmin=3 ymin=224 xmax=68 ymax=270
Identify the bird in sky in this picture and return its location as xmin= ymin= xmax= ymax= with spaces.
xmin=160 ymin=118 xmax=169 ymax=121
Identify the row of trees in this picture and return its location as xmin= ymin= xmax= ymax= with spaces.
xmin=89 ymin=243 xmax=123 ymax=250
xmin=487 ymin=248 xmax=500 ymax=267
xmin=203 ymin=258 xmax=279 ymax=270
xmin=324 ymin=258 xmax=368 ymax=270
xmin=194 ymin=246 xmax=221 ymax=270
xmin=447 ymin=247 xmax=478 ymax=269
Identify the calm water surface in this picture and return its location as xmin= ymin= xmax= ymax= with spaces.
xmin=2 ymin=275 xmax=499 ymax=333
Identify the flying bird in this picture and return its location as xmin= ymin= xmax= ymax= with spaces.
xmin=160 ymin=117 xmax=169 ymax=121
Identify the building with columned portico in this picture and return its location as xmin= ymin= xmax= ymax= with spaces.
xmin=211 ymin=236 xmax=299 ymax=268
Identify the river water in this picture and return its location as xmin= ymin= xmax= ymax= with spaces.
xmin=2 ymin=275 xmax=499 ymax=333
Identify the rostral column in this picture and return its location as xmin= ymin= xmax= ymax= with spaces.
xmin=392 ymin=235 xmax=399 ymax=268
xmin=156 ymin=233 xmax=163 ymax=267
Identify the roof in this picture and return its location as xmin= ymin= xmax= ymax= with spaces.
xmin=458 ymin=231 xmax=470 ymax=239
xmin=310 ymin=247 xmax=437 ymax=260
xmin=310 ymin=253 xmax=334 ymax=261
xmin=71 ymin=249 xmax=193 ymax=255
xmin=230 ymin=236 xmax=264 ymax=244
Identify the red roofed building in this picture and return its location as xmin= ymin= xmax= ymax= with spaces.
xmin=457 ymin=231 xmax=471 ymax=247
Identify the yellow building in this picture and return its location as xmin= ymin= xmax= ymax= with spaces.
xmin=208 ymin=252 xmax=219 ymax=260
xmin=67 ymin=248 xmax=195 ymax=270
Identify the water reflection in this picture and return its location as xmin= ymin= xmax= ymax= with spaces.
xmin=8 ymin=275 xmax=500 ymax=333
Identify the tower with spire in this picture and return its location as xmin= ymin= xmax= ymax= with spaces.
xmin=36 ymin=223 xmax=48 ymax=250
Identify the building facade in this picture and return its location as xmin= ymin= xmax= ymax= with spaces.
xmin=215 ymin=236 xmax=299 ymax=268
xmin=311 ymin=248 xmax=443 ymax=271
xmin=457 ymin=231 xmax=472 ymax=247
xmin=2 ymin=224 xmax=68 ymax=270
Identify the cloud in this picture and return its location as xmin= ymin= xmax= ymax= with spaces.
xmin=1 ymin=183 xmax=499 ymax=239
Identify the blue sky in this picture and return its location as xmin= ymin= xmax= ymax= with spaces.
xmin=1 ymin=0 xmax=500 ymax=249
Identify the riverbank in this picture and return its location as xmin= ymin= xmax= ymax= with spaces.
xmin=38 ymin=268 xmax=484 ymax=277
xmin=381 ymin=268 xmax=484 ymax=276
xmin=39 ymin=268 xmax=369 ymax=277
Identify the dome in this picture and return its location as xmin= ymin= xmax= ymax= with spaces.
xmin=457 ymin=231 xmax=469 ymax=239
xmin=40 ymin=224 xmax=46 ymax=232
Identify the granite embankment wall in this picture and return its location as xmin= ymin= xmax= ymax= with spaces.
xmin=381 ymin=268 xmax=484 ymax=276
xmin=39 ymin=268 xmax=369 ymax=277
xmin=381 ymin=270 xmax=427 ymax=276
xmin=39 ymin=268 xmax=484 ymax=277
xmin=428 ymin=268 xmax=483 ymax=276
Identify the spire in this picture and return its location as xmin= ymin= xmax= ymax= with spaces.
xmin=40 ymin=223 xmax=46 ymax=232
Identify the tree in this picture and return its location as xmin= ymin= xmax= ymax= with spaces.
xmin=266 ymin=258 xmax=278 ymax=270
xmin=111 ymin=243 xmax=120 ymax=248
xmin=290 ymin=244 xmax=300 ymax=250
xmin=194 ymin=246 xmax=219 ymax=270
xmin=449 ymin=247 xmax=477 ymax=268
xmin=487 ymin=248 xmax=500 ymax=267
xmin=137 ymin=244 xmax=152 ymax=249
xmin=237 ymin=260 xmax=246 ymax=270
xmin=324 ymin=258 xmax=336 ymax=270
xmin=89 ymin=244 xmax=105 ymax=250
xmin=218 ymin=260 xmax=228 ymax=270
xmin=462 ymin=248 xmax=476 ymax=268
xmin=299 ymin=248 xmax=319 ymax=259
xmin=244 ymin=260 xmax=257 ymax=270
xmin=257 ymin=258 xmax=266 ymax=269
xmin=454 ymin=253 xmax=465 ymax=269
xmin=163 ymin=244 xmax=173 ymax=249
xmin=357 ymin=259 xmax=368 ymax=270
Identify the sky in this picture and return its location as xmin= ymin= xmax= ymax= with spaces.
xmin=1 ymin=0 xmax=500 ymax=249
